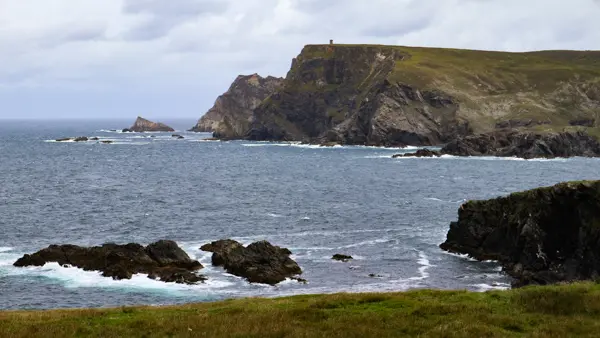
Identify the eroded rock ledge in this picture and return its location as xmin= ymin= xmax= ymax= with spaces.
xmin=440 ymin=181 xmax=600 ymax=287
xmin=393 ymin=131 xmax=600 ymax=159
xmin=200 ymin=239 xmax=302 ymax=285
xmin=14 ymin=240 xmax=204 ymax=284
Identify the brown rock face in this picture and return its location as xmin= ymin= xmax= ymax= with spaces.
xmin=14 ymin=240 xmax=204 ymax=284
xmin=200 ymin=239 xmax=302 ymax=285
xmin=245 ymin=45 xmax=469 ymax=146
xmin=129 ymin=117 xmax=175 ymax=132
xmin=190 ymin=74 xmax=284 ymax=138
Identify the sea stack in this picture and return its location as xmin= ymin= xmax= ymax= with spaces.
xmin=440 ymin=180 xmax=600 ymax=287
xmin=128 ymin=116 xmax=175 ymax=132
xmin=189 ymin=74 xmax=283 ymax=138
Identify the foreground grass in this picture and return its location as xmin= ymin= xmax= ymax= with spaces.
xmin=3 ymin=283 xmax=600 ymax=337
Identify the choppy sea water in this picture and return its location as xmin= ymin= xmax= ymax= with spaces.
xmin=1 ymin=119 xmax=598 ymax=310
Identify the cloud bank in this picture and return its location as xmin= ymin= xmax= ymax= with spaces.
xmin=0 ymin=0 xmax=598 ymax=118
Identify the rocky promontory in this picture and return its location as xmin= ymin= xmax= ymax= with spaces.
xmin=190 ymin=74 xmax=283 ymax=138
xmin=200 ymin=239 xmax=302 ymax=285
xmin=441 ymin=130 xmax=600 ymax=159
xmin=440 ymin=181 xmax=600 ymax=287
xmin=128 ymin=117 xmax=175 ymax=132
xmin=14 ymin=240 xmax=204 ymax=284
xmin=196 ymin=44 xmax=600 ymax=154
xmin=392 ymin=131 xmax=600 ymax=159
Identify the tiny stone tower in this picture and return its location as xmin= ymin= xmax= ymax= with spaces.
xmin=330 ymin=39 xmax=334 ymax=45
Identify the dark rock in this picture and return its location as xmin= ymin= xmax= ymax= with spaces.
xmin=392 ymin=149 xmax=442 ymax=158
xmin=319 ymin=142 xmax=341 ymax=147
xmin=73 ymin=137 xmax=88 ymax=142
xmin=332 ymin=254 xmax=353 ymax=262
xmin=172 ymin=134 xmax=184 ymax=139
xmin=495 ymin=119 xmax=551 ymax=129
xmin=89 ymin=137 xmax=99 ymax=141
xmin=101 ymin=140 xmax=113 ymax=144
xmin=200 ymin=239 xmax=302 ymax=285
xmin=128 ymin=117 xmax=175 ymax=133
xmin=440 ymin=180 xmax=600 ymax=287
xmin=55 ymin=138 xmax=71 ymax=142
xmin=441 ymin=131 xmax=600 ymax=159
xmin=122 ymin=128 xmax=132 ymax=133
xmin=146 ymin=240 xmax=201 ymax=269
xmin=14 ymin=240 xmax=204 ymax=285
xmin=569 ymin=118 xmax=595 ymax=127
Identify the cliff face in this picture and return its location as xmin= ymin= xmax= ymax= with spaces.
xmin=190 ymin=74 xmax=283 ymax=138
xmin=440 ymin=181 xmax=600 ymax=287
xmin=245 ymin=45 xmax=600 ymax=146
xmin=129 ymin=117 xmax=174 ymax=132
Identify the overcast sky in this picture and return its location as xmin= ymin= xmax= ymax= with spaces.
xmin=1 ymin=0 xmax=599 ymax=120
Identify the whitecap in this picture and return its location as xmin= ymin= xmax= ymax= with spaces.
xmin=0 ymin=247 xmax=13 ymax=253
xmin=3 ymin=262 xmax=234 ymax=295
xmin=300 ymin=217 xmax=311 ymax=220
xmin=267 ymin=213 xmax=284 ymax=218
xmin=472 ymin=283 xmax=511 ymax=291
xmin=408 ymin=251 xmax=434 ymax=281
xmin=337 ymin=238 xmax=392 ymax=249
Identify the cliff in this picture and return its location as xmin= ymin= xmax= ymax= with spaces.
xmin=190 ymin=74 xmax=283 ymax=138
xmin=128 ymin=117 xmax=174 ymax=132
xmin=440 ymin=181 xmax=600 ymax=287
xmin=244 ymin=44 xmax=600 ymax=146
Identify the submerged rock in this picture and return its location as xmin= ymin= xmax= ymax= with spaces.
xmin=441 ymin=131 xmax=600 ymax=159
xmin=200 ymin=239 xmax=302 ymax=285
xmin=128 ymin=117 xmax=175 ymax=133
xmin=392 ymin=149 xmax=442 ymax=158
xmin=332 ymin=254 xmax=353 ymax=262
xmin=89 ymin=137 xmax=99 ymax=141
xmin=14 ymin=240 xmax=204 ymax=284
xmin=440 ymin=180 xmax=600 ymax=287
xmin=101 ymin=140 xmax=113 ymax=144
xmin=55 ymin=138 xmax=71 ymax=142
xmin=122 ymin=128 xmax=132 ymax=133
xmin=172 ymin=134 xmax=185 ymax=139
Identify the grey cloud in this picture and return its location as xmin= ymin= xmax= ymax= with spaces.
xmin=122 ymin=0 xmax=229 ymax=41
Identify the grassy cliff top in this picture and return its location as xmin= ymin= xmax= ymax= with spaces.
xmin=3 ymin=284 xmax=600 ymax=337
xmin=299 ymin=44 xmax=600 ymax=134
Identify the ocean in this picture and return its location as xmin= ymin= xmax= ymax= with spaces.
xmin=1 ymin=119 xmax=598 ymax=310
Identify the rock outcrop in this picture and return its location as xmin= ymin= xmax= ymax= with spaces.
xmin=441 ymin=131 xmax=600 ymax=159
xmin=392 ymin=149 xmax=442 ymax=158
xmin=128 ymin=117 xmax=174 ymax=132
xmin=440 ymin=181 xmax=600 ymax=287
xmin=239 ymin=45 xmax=600 ymax=147
xmin=14 ymin=240 xmax=204 ymax=284
xmin=332 ymin=254 xmax=353 ymax=262
xmin=190 ymin=74 xmax=284 ymax=138
xmin=200 ymin=239 xmax=302 ymax=285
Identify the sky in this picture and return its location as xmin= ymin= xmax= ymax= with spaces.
xmin=0 ymin=0 xmax=599 ymax=120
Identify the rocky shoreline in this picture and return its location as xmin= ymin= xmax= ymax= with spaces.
xmin=440 ymin=180 xmax=600 ymax=287
xmin=14 ymin=239 xmax=304 ymax=286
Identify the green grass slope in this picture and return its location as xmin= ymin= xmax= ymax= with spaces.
xmin=301 ymin=44 xmax=600 ymax=136
xmin=4 ymin=283 xmax=600 ymax=337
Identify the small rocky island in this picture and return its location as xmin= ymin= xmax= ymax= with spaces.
xmin=14 ymin=240 xmax=204 ymax=284
xmin=440 ymin=180 xmax=600 ymax=287
xmin=125 ymin=116 xmax=175 ymax=132
xmin=200 ymin=239 xmax=302 ymax=285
